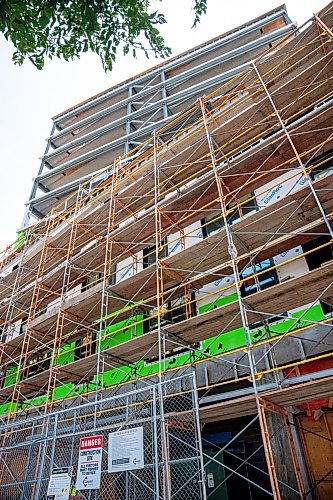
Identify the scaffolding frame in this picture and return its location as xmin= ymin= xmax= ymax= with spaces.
xmin=1 ymin=4 xmax=333 ymax=498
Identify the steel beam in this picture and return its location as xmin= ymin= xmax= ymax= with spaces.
xmin=52 ymin=8 xmax=291 ymax=126
xmin=45 ymin=23 xmax=295 ymax=161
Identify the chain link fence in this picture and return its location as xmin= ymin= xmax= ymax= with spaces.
xmin=0 ymin=373 xmax=206 ymax=499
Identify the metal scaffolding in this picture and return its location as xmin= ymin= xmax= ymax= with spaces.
xmin=0 ymin=3 xmax=333 ymax=498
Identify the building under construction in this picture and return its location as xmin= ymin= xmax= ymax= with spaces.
xmin=0 ymin=3 xmax=333 ymax=499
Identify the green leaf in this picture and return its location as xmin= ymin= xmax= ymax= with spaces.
xmin=0 ymin=0 xmax=207 ymax=71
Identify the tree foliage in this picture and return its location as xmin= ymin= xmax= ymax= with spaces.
xmin=0 ymin=0 xmax=207 ymax=71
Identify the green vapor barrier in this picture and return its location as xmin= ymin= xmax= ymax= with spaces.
xmin=0 ymin=294 xmax=325 ymax=415
xmin=12 ymin=230 xmax=25 ymax=251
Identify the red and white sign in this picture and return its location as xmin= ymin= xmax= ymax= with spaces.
xmin=80 ymin=436 xmax=103 ymax=450
xmin=76 ymin=435 xmax=103 ymax=491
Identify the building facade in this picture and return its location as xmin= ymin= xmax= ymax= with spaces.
xmin=0 ymin=3 xmax=333 ymax=499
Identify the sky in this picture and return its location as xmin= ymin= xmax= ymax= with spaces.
xmin=0 ymin=0 xmax=329 ymax=250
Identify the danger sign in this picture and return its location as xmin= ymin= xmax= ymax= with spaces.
xmin=76 ymin=435 xmax=103 ymax=491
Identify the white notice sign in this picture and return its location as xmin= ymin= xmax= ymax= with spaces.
xmin=108 ymin=427 xmax=144 ymax=472
xmin=76 ymin=435 xmax=103 ymax=490
xmin=47 ymin=467 xmax=72 ymax=500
